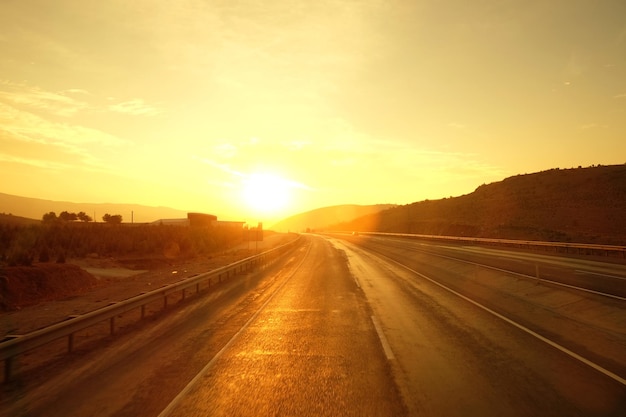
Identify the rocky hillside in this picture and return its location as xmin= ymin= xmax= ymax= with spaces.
xmin=331 ymin=165 xmax=626 ymax=245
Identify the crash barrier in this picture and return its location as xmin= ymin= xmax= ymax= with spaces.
xmin=0 ymin=236 xmax=302 ymax=383
xmin=340 ymin=232 xmax=626 ymax=258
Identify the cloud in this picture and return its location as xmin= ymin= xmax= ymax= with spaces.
xmin=0 ymin=80 xmax=88 ymax=117
xmin=108 ymin=99 xmax=163 ymax=116
xmin=0 ymin=97 xmax=131 ymax=175
xmin=63 ymin=88 xmax=91 ymax=95
xmin=194 ymin=156 xmax=243 ymax=177
xmin=194 ymin=152 xmax=311 ymax=193
xmin=614 ymin=93 xmax=626 ymax=99
xmin=0 ymin=101 xmax=127 ymax=147
xmin=212 ymin=143 xmax=238 ymax=159
xmin=0 ymin=152 xmax=72 ymax=170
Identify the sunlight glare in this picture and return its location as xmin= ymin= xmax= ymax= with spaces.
xmin=242 ymin=172 xmax=292 ymax=214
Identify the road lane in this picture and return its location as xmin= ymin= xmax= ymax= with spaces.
xmin=330 ymin=237 xmax=626 ymax=416
xmin=2 ymin=243 xmax=311 ymax=417
xmin=363 ymin=235 xmax=626 ymax=298
xmin=340 ymin=235 xmax=626 ymax=375
xmin=165 ymin=236 xmax=406 ymax=416
xmin=5 ymin=234 xmax=624 ymax=416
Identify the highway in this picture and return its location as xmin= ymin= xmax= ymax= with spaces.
xmin=3 ymin=234 xmax=625 ymax=416
xmin=330 ymin=234 xmax=626 ymax=416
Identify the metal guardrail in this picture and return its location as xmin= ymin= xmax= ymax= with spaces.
xmin=1 ymin=236 xmax=302 ymax=382
xmin=337 ymin=232 xmax=626 ymax=258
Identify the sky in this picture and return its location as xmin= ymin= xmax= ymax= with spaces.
xmin=1 ymin=0 xmax=625 ymax=226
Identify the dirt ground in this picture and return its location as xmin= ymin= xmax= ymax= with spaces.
xmin=0 ymin=234 xmax=296 ymax=336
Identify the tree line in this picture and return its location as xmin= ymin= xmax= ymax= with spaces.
xmin=42 ymin=211 xmax=123 ymax=224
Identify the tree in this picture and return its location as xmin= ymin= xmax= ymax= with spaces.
xmin=59 ymin=211 xmax=78 ymax=222
xmin=102 ymin=213 xmax=123 ymax=224
xmin=77 ymin=211 xmax=92 ymax=222
xmin=42 ymin=211 xmax=58 ymax=223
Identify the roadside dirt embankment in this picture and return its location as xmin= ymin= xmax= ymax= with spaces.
xmin=0 ymin=233 xmax=298 ymax=336
xmin=0 ymin=264 xmax=99 ymax=311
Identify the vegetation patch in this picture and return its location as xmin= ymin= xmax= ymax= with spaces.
xmin=0 ymin=219 xmax=246 ymax=310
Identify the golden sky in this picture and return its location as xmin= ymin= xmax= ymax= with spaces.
xmin=1 ymin=0 xmax=625 ymax=225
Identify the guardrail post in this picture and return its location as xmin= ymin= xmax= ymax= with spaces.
xmin=535 ymin=264 xmax=540 ymax=284
xmin=68 ymin=333 xmax=75 ymax=352
xmin=141 ymin=305 xmax=146 ymax=319
xmin=110 ymin=317 xmax=115 ymax=335
xmin=196 ymin=283 xmax=200 ymax=294
xmin=182 ymin=288 xmax=186 ymax=300
xmin=163 ymin=295 xmax=168 ymax=309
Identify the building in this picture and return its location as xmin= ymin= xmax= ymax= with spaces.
xmin=187 ymin=212 xmax=218 ymax=227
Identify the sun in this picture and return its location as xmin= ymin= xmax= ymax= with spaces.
xmin=242 ymin=172 xmax=292 ymax=214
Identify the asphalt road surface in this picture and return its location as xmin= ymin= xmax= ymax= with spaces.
xmin=329 ymin=235 xmax=626 ymax=416
xmin=3 ymin=235 xmax=625 ymax=416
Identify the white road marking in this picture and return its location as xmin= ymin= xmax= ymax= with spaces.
xmin=575 ymin=270 xmax=626 ymax=280
xmin=371 ymin=315 xmax=395 ymax=361
xmin=409 ymin=248 xmax=626 ymax=301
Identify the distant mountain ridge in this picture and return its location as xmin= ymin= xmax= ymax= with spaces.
xmin=0 ymin=192 xmax=188 ymax=223
xmin=5 ymin=164 xmax=625 ymax=244
xmin=332 ymin=165 xmax=626 ymax=245
xmin=271 ymin=204 xmax=397 ymax=233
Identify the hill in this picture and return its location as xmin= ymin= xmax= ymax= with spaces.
xmin=330 ymin=165 xmax=626 ymax=245
xmin=0 ymin=213 xmax=40 ymax=226
xmin=270 ymin=204 xmax=397 ymax=233
xmin=0 ymin=192 xmax=188 ymax=223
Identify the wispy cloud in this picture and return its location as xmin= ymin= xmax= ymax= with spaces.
xmin=0 ymin=97 xmax=131 ymax=175
xmin=212 ymin=143 xmax=238 ymax=159
xmin=194 ymin=156 xmax=243 ymax=177
xmin=0 ymin=80 xmax=88 ymax=117
xmin=0 ymin=152 xmax=72 ymax=170
xmin=63 ymin=88 xmax=90 ymax=95
xmin=1 ymin=81 xmax=163 ymax=120
xmin=108 ymin=98 xmax=163 ymax=116
xmin=614 ymin=93 xmax=626 ymax=99
xmin=0 ymin=102 xmax=127 ymax=147
xmin=194 ymin=153 xmax=311 ymax=192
